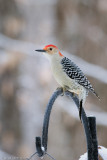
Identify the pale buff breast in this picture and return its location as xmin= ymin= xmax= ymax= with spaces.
xmin=51 ymin=58 xmax=84 ymax=95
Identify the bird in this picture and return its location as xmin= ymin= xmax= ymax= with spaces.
xmin=36 ymin=44 xmax=99 ymax=120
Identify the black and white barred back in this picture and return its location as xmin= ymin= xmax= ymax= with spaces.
xmin=61 ymin=57 xmax=99 ymax=98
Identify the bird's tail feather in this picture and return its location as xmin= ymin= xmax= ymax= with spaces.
xmin=93 ymin=90 xmax=100 ymax=100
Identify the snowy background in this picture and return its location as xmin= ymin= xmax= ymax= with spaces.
xmin=0 ymin=0 xmax=107 ymax=160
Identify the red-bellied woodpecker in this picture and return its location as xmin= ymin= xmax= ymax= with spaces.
xmin=36 ymin=44 xmax=99 ymax=120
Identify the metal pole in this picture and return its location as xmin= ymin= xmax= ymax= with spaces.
xmin=34 ymin=88 xmax=96 ymax=160
xmin=65 ymin=91 xmax=93 ymax=160
xmin=88 ymin=116 xmax=98 ymax=160
xmin=42 ymin=88 xmax=63 ymax=151
xmin=35 ymin=88 xmax=63 ymax=157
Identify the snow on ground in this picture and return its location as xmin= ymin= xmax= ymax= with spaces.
xmin=79 ymin=146 xmax=107 ymax=160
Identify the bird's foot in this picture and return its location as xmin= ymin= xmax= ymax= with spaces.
xmin=56 ymin=87 xmax=63 ymax=91
xmin=59 ymin=87 xmax=68 ymax=96
xmin=72 ymin=92 xmax=77 ymax=97
xmin=60 ymin=87 xmax=66 ymax=96
xmin=56 ymin=87 xmax=66 ymax=96
xmin=56 ymin=87 xmax=64 ymax=96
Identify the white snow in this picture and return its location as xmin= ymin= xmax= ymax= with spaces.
xmin=79 ymin=152 xmax=87 ymax=160
xmin=79 ymin=146 xmax=107 ymax=160
xmin=99 ymin=146 xmax=107 ymax=159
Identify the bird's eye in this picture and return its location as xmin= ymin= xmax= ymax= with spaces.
xmin=49 ymin=48 xmax=52 ymax=51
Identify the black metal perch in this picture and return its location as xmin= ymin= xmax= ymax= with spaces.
xmin=28 ymin=87 xmax=98 ymax=160
xmin=35 ymin=88 xmax=63 ymax=158
xmin=65 ymin=91 xmax=94 ymax=160
xmin=88 ymin=116 xmax=98 ymax=160
xmin=42 ymin=88 xmax=63 ymax=152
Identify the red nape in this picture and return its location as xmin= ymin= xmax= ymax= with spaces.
xmin=59 ymin=51 xmax=63 ymax=57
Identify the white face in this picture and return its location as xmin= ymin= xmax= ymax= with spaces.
xmin=43 ymin=46 xmax=59 ymax=60
xmin=45 ymin=46 xmax=58 ymax=54
xmin=36 ymin=45 xmax=63 ymax=60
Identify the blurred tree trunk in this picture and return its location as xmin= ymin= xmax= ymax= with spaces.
xmin=0 ymin=0 xmax=23 ymax=38
xmin=56 ymin=0 xmax=107 ymax=109
xmin=0 ymin=52 xmax=22 ymax=155
xmin=56 ymin=0 xmax=107 ymax=68
xmin=55 ymin=0 xmax=107 ymax=159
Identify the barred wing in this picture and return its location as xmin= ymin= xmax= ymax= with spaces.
xmin=61 ymin=57 xmax=99 ymax=98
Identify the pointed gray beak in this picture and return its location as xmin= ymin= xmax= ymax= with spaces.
xmin=35 ymin=49 xmax=46 ymax=52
